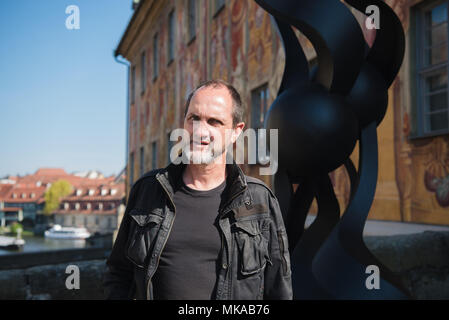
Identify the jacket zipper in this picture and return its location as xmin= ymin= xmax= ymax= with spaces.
xmin=217 ymin=229 xmax=225 ymax=299
xmin=228 ymin=230 xmax=233 ymax=300
xmin=146 ymin=176 xmax=177 ymax=300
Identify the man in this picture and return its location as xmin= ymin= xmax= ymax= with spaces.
xmin=103 ymin=79 xmax=292 ymax=300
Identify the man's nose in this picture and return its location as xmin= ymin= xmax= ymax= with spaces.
xmin=193 ymin=120 xmax=211 ymax=138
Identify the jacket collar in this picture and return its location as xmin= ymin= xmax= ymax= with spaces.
xmin=155 ymin=159 xmax=248 ymax=215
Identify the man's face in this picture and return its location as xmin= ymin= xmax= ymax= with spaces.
xmin=183 ymin=85 xmax=244 ymax=164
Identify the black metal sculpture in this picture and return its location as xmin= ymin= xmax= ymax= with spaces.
xmin=255 ymin=0 xmax=409 ymax=299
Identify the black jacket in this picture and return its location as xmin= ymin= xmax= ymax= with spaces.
xmin=103 ymin=161 xmax=293 ymax=300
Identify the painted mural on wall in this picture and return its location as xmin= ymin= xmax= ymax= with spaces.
xmin=124 ymin=0 xmax=449 ymax=225
xmin=424 ymin=138 xmax=449 ymax=207
xmin=229 ymin=0 xmax=246 ymax=95
xmin=247 ymin=2 xmax=272 ymax=84
xmin=210 ymin=2 xmax=229 ymax=81
xmin=392 ymin=0 xmax=449 ymax=225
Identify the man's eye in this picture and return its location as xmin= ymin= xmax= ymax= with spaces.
xmin=209 ymin=119 xmax=222 ymax=125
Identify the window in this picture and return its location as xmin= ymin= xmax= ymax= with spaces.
xmin=140 ymin=146 xmax=145 ymax=176
xmin=153 ymin=33 xmax=159 ymax=80
xmin=152 ymin=141 xmax=158 ymax=169
xmin=129 ymin=152 xmax=135 ymax=187
xmin=187 ymin=0 xmax=196 ymax=43
xmin=131 ymin=66 xmax=136 ymax=103
xmin=415 ymin=1 xmax=449 ymax=136
xmin=251 ymin=84 xmax=270 ymax=163
xmin=168 ymin=10 xmax=175 ymax=64
xmin=141 ymin=50 xmax=146 ymax=94
xmin=251 ymin=84 xmax=269 ymax=129
xmin=213 ymin=0 xmax=225 ymax=16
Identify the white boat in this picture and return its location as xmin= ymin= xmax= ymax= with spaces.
xmin=0 ymin=235 xmax=25 ymax=250
xmin=44 ymin=225 xmax=91 ymax=240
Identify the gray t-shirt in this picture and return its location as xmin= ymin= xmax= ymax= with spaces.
xmin=152 ymin=178 xmax=226 ymax=300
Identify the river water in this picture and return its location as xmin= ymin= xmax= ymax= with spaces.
xmin=0 ymin=234 xmax=89 ymax=256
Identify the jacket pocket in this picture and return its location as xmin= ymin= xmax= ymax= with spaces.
xmin=126 ymin=208 xmax=164 ymax=268
xmin=234 ymin=219 xmax=272 ymax=276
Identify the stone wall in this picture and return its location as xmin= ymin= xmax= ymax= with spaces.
xmin=0 ymin=231 xmax=448 ymax=299
xmin=365 ymin=231 xmax=449 ymax=299
xmin=0 ymin=259 xmax=106 ymax=300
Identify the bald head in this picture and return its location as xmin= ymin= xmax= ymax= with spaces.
xmin=183 ymin=79 xmax=244 ymax=127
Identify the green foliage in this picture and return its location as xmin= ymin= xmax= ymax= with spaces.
xmin=10 ymin=222 xmax=23 ymax=235
xmin=0 ymin=226 xmax=7 ymax=235
xmin=43 ymin=179 xmax=73 ymax=215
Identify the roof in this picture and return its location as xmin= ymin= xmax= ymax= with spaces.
xmin=0 ymin=168 xmax=125 ymax=211
xmin=115 ymin=0 xmax=161 ymax=59
xmin=35 ymin=168 xmax=68 ymax=176
xmin=1 ymin=207 xmax=22 ymax=212
xmin=114 ymin=0 xmax=144 ymax=57
xmin=61 ymin=183 xmax=125 ymax=202
xmin=53 ymin=209 xmax=117 ymax=216
xmin=1 ymin=186 xmax=47 ymax=203
xmin=0 ymin=185 xmax=14 ymax=199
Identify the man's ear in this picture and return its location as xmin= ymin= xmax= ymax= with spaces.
xmin=231 ymin=122 xmax=245 ymax=143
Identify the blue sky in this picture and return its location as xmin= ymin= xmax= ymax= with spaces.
xmin=0 ymin=1 xmax=133 ymax=178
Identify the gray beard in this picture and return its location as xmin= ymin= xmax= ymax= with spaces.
xmin=186 ymin=143 xmax=226 ymax=164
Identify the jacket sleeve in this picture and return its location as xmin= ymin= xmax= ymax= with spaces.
xmin=103 ymin=182 xmax=139 ymax=299
xmin=264 ymin=192 xmax=293 ymax=300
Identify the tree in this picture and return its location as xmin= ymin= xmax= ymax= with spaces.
xmin=43 ymin=180 xmax=73 ymax=215
xmin=10 ymin=222 xmax=23 ymax=236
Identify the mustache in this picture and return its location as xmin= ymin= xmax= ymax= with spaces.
xmin=190 ymin=135 xmax=212 ymax=143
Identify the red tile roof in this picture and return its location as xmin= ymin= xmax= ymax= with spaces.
xmin=1 ymin=186 xmax=47 ymax=203
xmin=0 ymin=185 xmax=14 ymax=198
xmin=0 ymin=168 xmax=125 ymax=214
xmin=53 ymin=209 xmax=117 ymax=215
xmin=35 ymin=168 xmax=68 ymax=176
xmin=1 ymin=207 xmax=22 ymax=212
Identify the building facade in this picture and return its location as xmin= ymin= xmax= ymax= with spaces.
xmin=0 ymin=172 xmax=49 ymax=228
xmin=53 ymin=183 xmax=125 ymax=235
xmin=0 ymin=168 xmax=126 ymax=233
xmin=116 ymin=0 xmax=449 ymax=225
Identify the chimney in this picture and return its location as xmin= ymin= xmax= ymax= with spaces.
xmin=132 ymin=0 xmax=140 ymax=10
